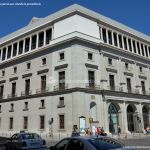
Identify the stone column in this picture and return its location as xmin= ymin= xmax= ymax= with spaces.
xmin=139 ymin=103 xmax=144 ymax=132
xmin=103 ymin=100 xmax=109 ymax=132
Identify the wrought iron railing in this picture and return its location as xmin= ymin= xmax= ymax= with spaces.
xmin=21 ymin=90 xmax=32 ymax=96
xmin=36 ymin=87 xmax=49 ymax=94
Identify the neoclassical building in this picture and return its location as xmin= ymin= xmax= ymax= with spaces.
xmin=0 ymin=4 xmax=150 ymax=136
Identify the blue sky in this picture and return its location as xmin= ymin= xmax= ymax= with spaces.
xmin=0 ymin=0 xmax=150 ymax=38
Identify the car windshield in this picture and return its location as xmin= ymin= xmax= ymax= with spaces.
xmin=88 ymin=137 xmax=124 ymax=150
xmin=22 ymin=133 xmax=40 ymax=140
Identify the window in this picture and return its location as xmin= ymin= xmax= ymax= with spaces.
xmin=145 ymin=45 xmax=148 ymax=57
xmin=123 ymin=37 xmax=127 ymax=50
xmin=108 ymin=30 xmax=112 ymax=45
xmin=108 ymin=58 xmax=112 ymax=65
xmin=10 ymin=103 xmax=14 ymax=112
xmin=31 ymin=35 xmax=37 ymax=50
xmin=128 ymin=39 xmax=132 ymax=52
xmin=7 ymin=45 xmax=12 ymax=59
xmin=59 ymin=97 xmax=64 ymax=107
xmin=102 ymin=28 xmax=107 ymax=43
xmin=13 ymin=66 xmax=17 ymax=74
xmin=113 ymin=32 xmax=118 ymax=46
xmin=139 ymin=66 xmax=142 ymax=73
xmin=46 ymin=29 xmax=52 ymax=44
xmin=25 ymin=79 xmax=30 ymax=95
xmin=59 ymin=115 xmax=64 ymax=129
xmin=25 ymin=38 xmax=30 ymax=52
xmin=141 ymin=81 xmax=145 ymax=95
xmin=67 ymin=139 xmax=84 ymax=150
xmin=38 ymin=32 xmax=44 ymax=47
xmin=40 ymin=99 xmax=45 ymax=108
xmin=88 ymin=53 xmax=93 ymax=60
xmin=137 ymin=42 xmax=141 ymax=55
xmin=127 ymin=78 xmax=132 ymax=93
xmin=40 ymin=116 xmax=45 ymax=129
xmin=125 ymin=63 xmax=128 ymax=70
xmin=0 ymin=85 xmax=4 ymax=98
xmin=9 ymin=117 xmax=13 ymax=130
xmin=18 ymin=41 xmax=23 ymax=54
xmin=132 ymin=40 xmax=136 ymax=53
xmin=41 ymin=75 xmax=46 ymax=92
xmin=118 ymin=35 xmax=123 ymax=48
xmin=0 ymin=105 xmax=1 ymax=113
xmin=27 ymin=62 xmax=31 ymax=70
xmin=2 ymin=70 xmax=5 ymax=77
xmin=23 ymin=116 xmax=28 ymax=129
xmin=59 ymin=52 xmax=64 ymax=60
xmin=109 ymin=75 xmax=115 ymax=90
xmin=141 ymin=44 xmax=145 ymax=56
xmin=59 ymin=71 xmax=65 ymax=89
xmin=24 ymin=102 xmax=28 ymax=110
xmin=88 ymin=71 xmax=95 ymax=87
xmin=13 ymin=43 xmax=17 ymax=57
xmin=12 ymin=82 xmax=16 ymax=97
xmin=42 ymin=58 xmax=46 ymax=65
xmin=2 ymin=48 xmax=6 ymax=61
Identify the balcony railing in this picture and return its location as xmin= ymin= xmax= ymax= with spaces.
xmin=85 ymin=83 xmax=101 ymax=90
xmin=126 ymin=88 xmax=139 ymax=94
xmin=107 ymin=86 xmax=123 ymax=92
xmin=7 ymin=93 xmax=17 ymax=99
xmin=0 ymin=95 xmax=3 ymax=100
xmin=36 ymin=87 xmax=49 ymax=94
xmin=21 ymin=90 xmax=32 ymax=97
xmin=54 ymin=84 xmax=68 ymax=91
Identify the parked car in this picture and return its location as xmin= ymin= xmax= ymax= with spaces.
xmin=5 ymin=131 xmax=47 ymax=150
xmin=49 ymin=136 xmax=135 ymax=150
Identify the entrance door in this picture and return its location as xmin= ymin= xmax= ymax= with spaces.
xmin=127 ymin=105 xmax=134 ymax=132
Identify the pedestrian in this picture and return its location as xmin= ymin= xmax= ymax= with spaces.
xmin=118 ymin=126 xmax=121 ymax=137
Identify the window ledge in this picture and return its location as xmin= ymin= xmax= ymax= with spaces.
xmin=23 ymin=108 xmax=29 ymax=111
xmin=87 ymin=59 xmax=94 ymax=62
xmin=57 ymin=129 xmax=66 ymax=132
xmin=39 ymin=107 xmax=46 ymax=109
xmin=9 ymin=110 xmax=14 ymax=112
xmin=57 ymin=105 xmax=65 ymax=108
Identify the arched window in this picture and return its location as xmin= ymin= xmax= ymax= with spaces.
xmin=90 ymin=102 xmax=97 ymax=121
xmin=142 ymin=106 xmax=149 ymax=129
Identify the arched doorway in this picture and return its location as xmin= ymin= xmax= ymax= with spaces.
xmin=90 ymin=102 xmax=97 ymax=121
xmin=142 ymin=106 xmax=149 ymax=129
xmin=108 ymin=103 xmax=119 ymax=134
xmin=127 ymin=105 xmax=136 ymax=132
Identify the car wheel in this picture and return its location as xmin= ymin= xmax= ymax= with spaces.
xmin=5 ymin=144 xmax=9 ymax=150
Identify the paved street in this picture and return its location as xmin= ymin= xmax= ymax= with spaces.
xmin=0 ymin=136 xmax=149 ymax=149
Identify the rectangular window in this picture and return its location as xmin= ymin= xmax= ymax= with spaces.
xmin=141 ymin=44 xmax=145 ymax=56
xmin=141 ymin=81 xmax=145 ymax=95
xmin=132 ymin=40 xmax=136 ymax=53
xmin=25 ymin=38 xmax=30 ymax=52
xmin=13 ymin=66 xmax=17 ymax=74
xmin=88 ymin=53 xmax=93 ymax=60
xmin=42 ymin=58 xmax=46 ymax=65
xmin=0 ymin=85 xmax=4 ymax=98
xmin=38 ymin=32 xmax=44 ymax=47
xmin=113 ymin=33 xmax=118 ymax=46
xmin=41 ymin=75 xmax=46 ymax=92
xmin=12 ymin=82 xmax=16 ymax=97
xmin=9 ymin=117 xmax=13 ymax=130
xmin=0 ymin=105 xmax=1 ymax=113
xmin=41 ymin=99 xmax=45 ymax=108
xmin=88 ymin=71 xmax=95 ymax=88
xmin=13 ymin=43 xmax=17 ymax=57
xmin=40 ymin=116 xmax=45 ymax=129
xmin=18 ymin=41 xmax=23 ymax=55
xmin=2 ymin=48 xmax=6 ymax=61
xmin=2 ymin=70 xmax=5 ymax=77
xmin=139 ymin=66 xmax=142 ymax=73
xmin=27 ymin=62 xmax=31 ymax=70
xmin=25 ymin=79 xmax=30 ymax=95
xmin=102 ymin=28 xmax=107 ymax=43
xmin=24 ymin=102 xmax=28 ymax=110
xmin=123 ymin=37 xmax=127 ymax=50
xmin=118 ymin=35 xmax=123 ymax=48
xmin=7 ymin=45 xmax=12 ymax=59
xmin=128 ymin=39 xmax=132 ymax=52
xmin=127 ymin=78 xmax=132 ymax=93
xmin=108 ymin=30 xmax=112 ymax=45
xmin=109 ymin=75 xmax=115 ymax=90
xmin=46 ymin=29 xmax=52 ymax=44
xmin=59 ymin=97 xmax=64 ymax=106
xmin=31 ymin=35 xmax=37 ymax=50
xmin=59 ymin=52 xmax=64 ymax=60
xmin=59 ymin=115 xmax=64 ymax=129
xmin=149 ymin=47 xmax=150 ymax=57
xmin=125 ymin=63 xmax=128 ymax=70
xmin=23 ymin=116 xmax=28 ymax=129
xmin=108 ymin=58 xmax=112 ymax=65
xmin=145 ymin=45 xmax=148 ymax=57
xmin=59 ymin=71 xmax=65 ymax=89
xmin=137 ymin=42 xmax=141 ymax=55
xmin=0 ymin=49 xmax=1 ymax=61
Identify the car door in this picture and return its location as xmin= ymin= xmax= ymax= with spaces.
xmin=53 ymin=138 xmax=69 ymax=150
xmin=8 ymin=134 xmax=19 ymax=149
xmin=66 ymin=139 xmax=85 ymax=150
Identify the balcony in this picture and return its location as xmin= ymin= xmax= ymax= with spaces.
xmin=85 ymin=83 xmax=101 ymax=90
xmin=107 ymin=86 xmax=123 ymax=92
xmin=36 ymin=87 xmax=49 ymax=94
xmin=54 ymin=84 xmax=68 ymax=91
xmin=21 ymin=90 xmax=32 ymax=97
xmin=7 ymin=93 xmax=17 ymax=99
xmin=0 ymin=95 xmax=4 ymax=100
xmin=126 ymin=88 xmax=139 ymax=94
